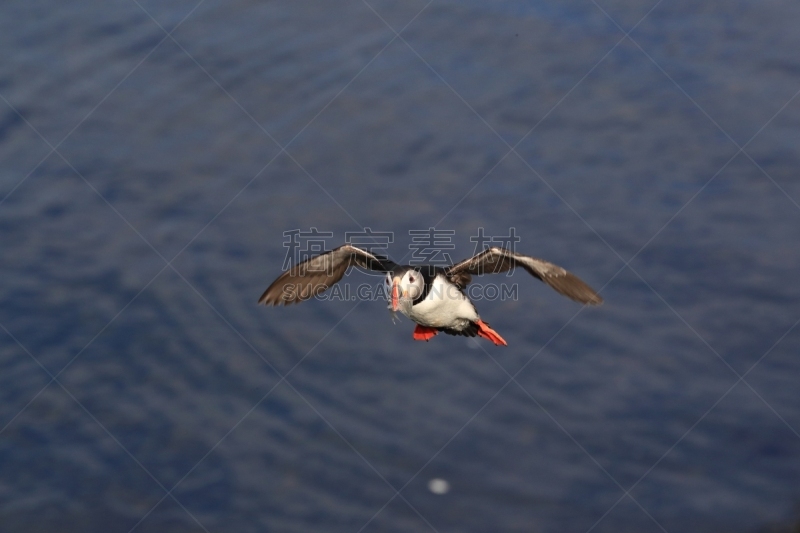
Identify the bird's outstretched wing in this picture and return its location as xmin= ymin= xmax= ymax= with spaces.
xmin=258 ymin=245 xmax=396 ymax=306
xmin=445 ymin=247 xmax=603 ymax=305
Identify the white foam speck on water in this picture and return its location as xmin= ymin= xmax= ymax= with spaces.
xmin=428 ymin=478 xmax=450 ymax=495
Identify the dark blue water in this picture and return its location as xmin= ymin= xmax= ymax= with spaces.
xmin=2 ymin=1 xmax=800 ymax=532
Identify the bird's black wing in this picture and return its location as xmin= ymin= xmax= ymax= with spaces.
xmin=445 ymin=247 xmax=603 ymax=305
xmin=258 ymin=244 xmax=396 ymax=306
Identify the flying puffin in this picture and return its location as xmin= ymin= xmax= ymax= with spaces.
xmin=258 ymin=245 xmax=602 ymax=346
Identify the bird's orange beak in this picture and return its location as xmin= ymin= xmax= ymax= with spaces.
xmin=391 ymin=277 xmax=401 ymax=311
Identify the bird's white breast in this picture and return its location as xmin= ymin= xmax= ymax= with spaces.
xmin=406 ymin=275 xmax=478 ymax=328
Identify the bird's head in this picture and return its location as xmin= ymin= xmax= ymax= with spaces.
xmin=386 ymin=269 xmax=424 ymax=313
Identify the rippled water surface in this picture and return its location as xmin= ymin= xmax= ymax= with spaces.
xmin=2 ymin=1 xmax=800 ymax=532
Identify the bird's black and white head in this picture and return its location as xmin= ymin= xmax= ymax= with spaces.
xmin=386 ymin=269 xmax=424 ymax=314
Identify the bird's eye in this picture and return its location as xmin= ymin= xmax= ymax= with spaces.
xmin=409 ymin=275 xmax=415 ymax=283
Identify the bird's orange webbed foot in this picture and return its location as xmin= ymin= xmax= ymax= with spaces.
xmin=475 ymin=320 xmax=508 ymax=346
xmin=413 ymin=324 xmax=439 ymax=341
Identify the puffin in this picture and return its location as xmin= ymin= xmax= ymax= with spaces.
xmin=258 ymin=245 xmax=602 ymax=346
